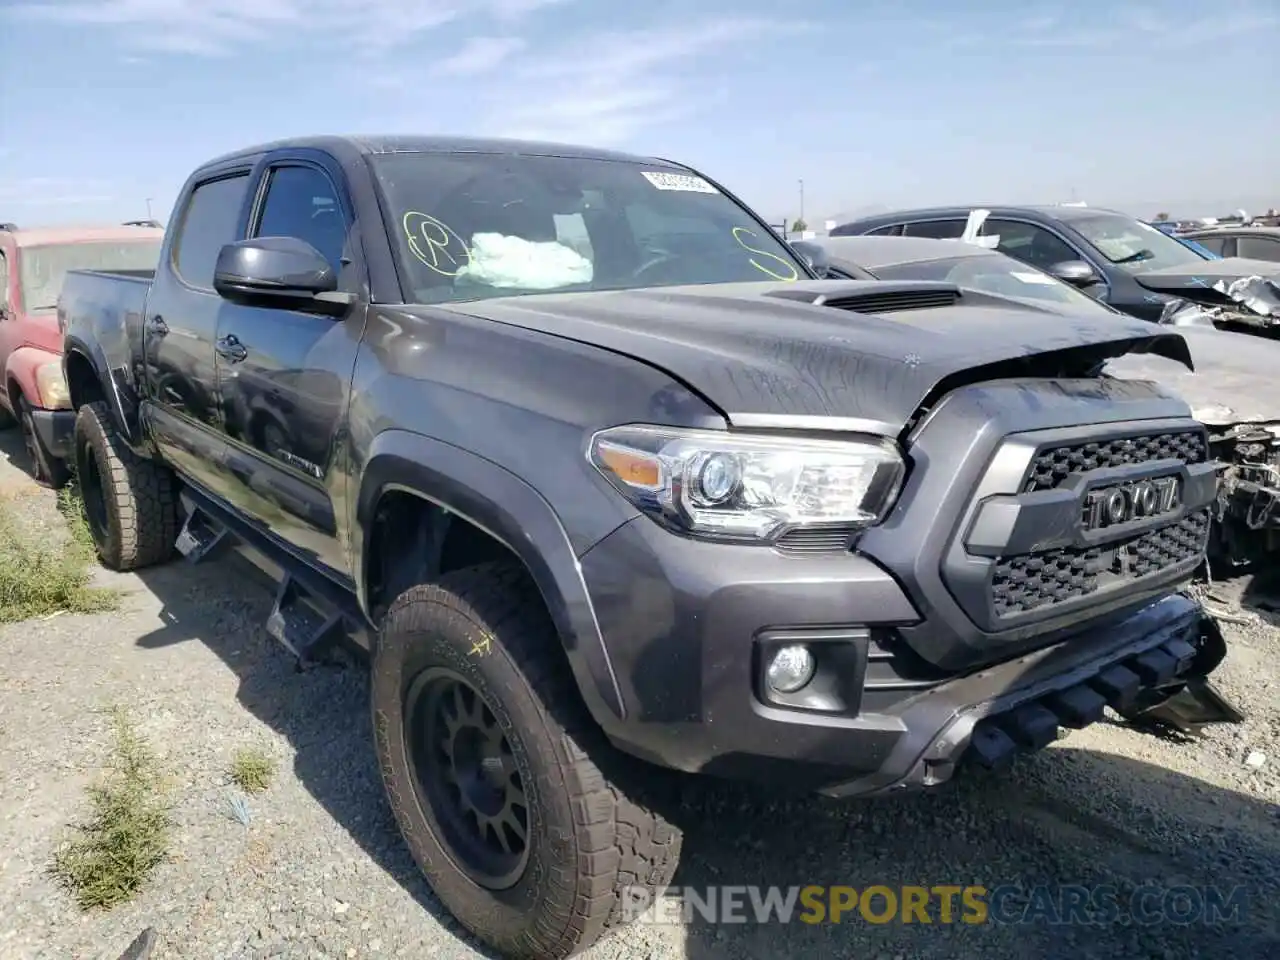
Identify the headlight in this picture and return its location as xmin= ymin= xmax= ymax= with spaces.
xmin=587 ymin=424 xmax=905 ymax=543
xmin=35 ymin=361 xmax=71 ymax=409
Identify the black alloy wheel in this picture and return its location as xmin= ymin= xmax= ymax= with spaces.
xmin=406 ymin=667 xmax=530 ymax=890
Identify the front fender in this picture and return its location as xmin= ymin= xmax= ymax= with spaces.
xmin=355 ymin=429 xmax=627 ymax=729
xmin=5 ymin=345 xmax=59 ymax=408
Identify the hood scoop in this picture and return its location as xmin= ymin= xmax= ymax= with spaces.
xmin=764 ymin=280 xmax=963 ymax=314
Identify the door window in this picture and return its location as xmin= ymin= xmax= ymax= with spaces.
xmin=253 ymin=165 xmax=348 ymax=272
xmin=1189 ymin=235 xmax=1230 ymax=256
xmin=0 ymin=251 xmax=8 ymax=311
xmin=981 ymin=219 xmax=1081 ymax=270
xmin=1236 ymin=236 xmax=1280 ymax=262
xmin=902 ymin=219 xmax=966 ymax=239
xmin=172 ymin=173 xmax=251 ymax=289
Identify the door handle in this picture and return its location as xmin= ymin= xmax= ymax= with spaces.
xmin=146 ymin=315 xmax=168 ymax=337
xmin=216 ymin=334 xmax=248 ymax=363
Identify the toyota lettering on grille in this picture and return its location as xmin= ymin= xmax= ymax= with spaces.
xmin=1084 ymin=476 xmax=1180 ymax=531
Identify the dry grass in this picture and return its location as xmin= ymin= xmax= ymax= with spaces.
xmin=229 ymin=747 xmax=276 ymax=794
xmin=0 ymin=486 xmax=119 ymax=622
xmin=49 ymin=709 xmax=173 ymax=910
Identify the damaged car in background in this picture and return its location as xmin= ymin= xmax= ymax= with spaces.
xmin=794 ymin=234 xmax=1280 ymax=569
xmin=1151 ymin=266 xmax=1280 ymax=336
xmin=830 ymin=204 xmax=1280 ymax=333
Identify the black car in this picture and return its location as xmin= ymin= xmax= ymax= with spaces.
xmin=1177 ymin=224 xmax=1280 ymax=263
xmin=829 ymin=204 xmax=1280 ymax=322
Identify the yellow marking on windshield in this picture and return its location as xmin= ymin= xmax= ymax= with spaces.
xmin=403 ymin=211 xmax=471 ymax=277
xmin=732 ymin=227 xmax=799 ymax=282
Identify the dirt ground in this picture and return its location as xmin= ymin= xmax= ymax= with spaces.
xmin=0 ymin=429 xmax=1276 ymax=960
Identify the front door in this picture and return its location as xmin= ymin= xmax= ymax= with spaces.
xmin=213 ymin=158 xmax=363 ymax=576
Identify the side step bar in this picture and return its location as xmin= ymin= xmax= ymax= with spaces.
xmin=175 ymin=490 xmax=371 ymax=664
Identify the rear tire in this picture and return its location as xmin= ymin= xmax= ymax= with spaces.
xmin=372 ymin=561 xmax=682 ymax=959
xmin=72 ymin=401 xmax=177 ymax=571
xmin=18 ymin=396 xmax=71 ymax=489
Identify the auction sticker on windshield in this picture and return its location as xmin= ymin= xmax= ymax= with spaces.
xmin=641 ymin=171 xmax=718 ymax=193
xmin=1012 ymin=271 xmax=1058 ymax=285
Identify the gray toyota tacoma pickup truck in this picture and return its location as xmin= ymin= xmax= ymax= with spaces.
xmin=59 ymin=135 xmax=1241 ymax=959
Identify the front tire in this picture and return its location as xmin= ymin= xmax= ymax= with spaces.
xmin=72 ymin=401 xmax=177 ymax=570
xmin=18 ymin=397 xmax=71 ymax=489
xmin=372 ymin=561 xmax=682 ymax=959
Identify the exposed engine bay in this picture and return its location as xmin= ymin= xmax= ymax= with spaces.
xmin=1104 ymin=324 xmax=1280 ymax=568
xmin=1154 ymin=273 xmax=1280 ymax=335
xmin=1207 ymin=421 xmax=1280 ymax=567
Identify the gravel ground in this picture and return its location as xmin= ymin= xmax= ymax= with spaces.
xmin=0 ymin=432 xmax=1276 ymax=960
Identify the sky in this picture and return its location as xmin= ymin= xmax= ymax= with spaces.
xmin=1 ymin=0 xmax=1278 ymax=228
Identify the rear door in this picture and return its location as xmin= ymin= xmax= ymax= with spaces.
xmin=143 ymin=167 xmax=254 ymax=493
xmin=212 ymin=150 xmax=364 ymax=576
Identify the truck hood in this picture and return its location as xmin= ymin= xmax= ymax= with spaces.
xmin=438 ymin=280 xmax=1193 ymax=433
xmin=1105 ymin=324 xmax=1280 ymax=426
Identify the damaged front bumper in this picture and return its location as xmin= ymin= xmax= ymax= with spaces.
xmin=1160 ymin=274 xmax=1280 ymax=333
xmin=821 ymin=596 xmax=1244 ymax=798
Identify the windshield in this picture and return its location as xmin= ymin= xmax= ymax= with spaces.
xmin=18 ymin=239 xmax=163 ymax=312
xmin=870 ymin=253 xmax=1120 ymax=317
xmin=1071 ymin=214 xmax=1208 ymax=272
xmin=370 ymin=152 xmax=806 ymax=304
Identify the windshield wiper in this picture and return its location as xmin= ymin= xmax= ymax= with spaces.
xmin=1112 ymin=249 xmax=1154 ymax=265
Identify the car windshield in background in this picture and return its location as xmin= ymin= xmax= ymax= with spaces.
xmin=370 ymin=152 xmax=806 ymax=304
xmin=870 ymin=253 xmax=1119 ymax=316
xmin=1071 ymin=214 xmax=1207 ymax=272
xmin=19 ymin=239 xmax=163 ymax=312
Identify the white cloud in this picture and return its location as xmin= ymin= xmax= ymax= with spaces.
xmin=476 ymin=18 xmax=812 ymax=145
xmin=938 ymin=1 xmax=1278 ymax=51
xmin=998 ymin=2 xmax=1277 ymax=49
xmin=431 ymin=35 xmax=525 ymax=76
xmin=7 ymin=0 xmax=568 ymax=55
xmin=7 ymin=2 xmax=812 ymax=148
xmin=0 ymin=176 xmax=115 ymax=206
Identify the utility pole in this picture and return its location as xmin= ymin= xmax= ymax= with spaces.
xmin=145 ymin=197 xmax=153 ymax=219
xmin=798 ymin=179 xmax=805 ymax=229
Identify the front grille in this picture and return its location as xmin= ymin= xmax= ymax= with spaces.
xmin=991 ymin=510 xmax=1211 ymax=617
xmin=1024 ymin=430 xmax=1208 ymax=493
xmin=824 ymin=289 xmax=960 ymax=314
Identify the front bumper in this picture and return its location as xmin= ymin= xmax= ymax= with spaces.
xmin=29 ymin=408 xmax=75 ymax=459
xmin=580 ymin=516 xmax=1239 ymax=798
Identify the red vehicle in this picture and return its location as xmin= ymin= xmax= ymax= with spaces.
xmin=0 ymin=224 xmax=163 ymax=485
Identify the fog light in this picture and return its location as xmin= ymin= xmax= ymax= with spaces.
xmin=765 ymin=644 xmax=815 ymax=694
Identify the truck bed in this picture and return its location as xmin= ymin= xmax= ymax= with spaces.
xmin=59 ymin=268 xmax=152 ymax=332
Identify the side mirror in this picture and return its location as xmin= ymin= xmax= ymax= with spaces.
xmin=213 ymin=237 xmax=351 ymax=314
xmin=1047 ymin=259 xmax=1100 ymax=288
xmin=790 ymin=240 xmax=832 ymax=278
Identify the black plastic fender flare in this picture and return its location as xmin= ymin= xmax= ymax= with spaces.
xmin=62 ymin=336 xmax=139 ymax=445
xmin=354 ymin=429 xmax=627 ymax=729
